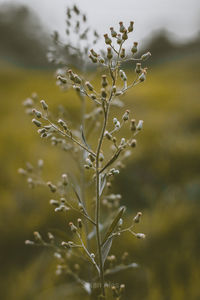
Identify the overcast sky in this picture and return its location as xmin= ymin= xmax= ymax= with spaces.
xmin=1 ymin=0 xmax=200 ymax=43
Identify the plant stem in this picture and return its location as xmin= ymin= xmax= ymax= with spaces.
xmin=95 ymin=101 xmax=110 ymax=297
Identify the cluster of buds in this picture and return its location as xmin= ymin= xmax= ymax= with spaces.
xmin=52 ymin=197 xmax=70 ymax=212
xmin=107 ymin=168 xmax=120 ymax=177
xmin=113 ymin=117 xmax=120 ymax=129
xmin=61 ymin=241 xmax=74 ymax=249
xmin=112 ymin=284 xmax=125 ymax=299
xmin=67 ymin=69 xmax=82 ymax=85
xmin=84 ymin=153 xmax=94 ymax=169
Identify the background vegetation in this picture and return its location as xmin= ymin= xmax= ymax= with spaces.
xmin=0 ymin=4 xmax=200 ymax=300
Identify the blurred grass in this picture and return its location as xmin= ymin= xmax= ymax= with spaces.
xmin=0 ymin=54 xmax=200 ymax=299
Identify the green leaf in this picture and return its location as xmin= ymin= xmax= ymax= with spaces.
xmin=99 ymin=173 xmax=106 ymax=196
xmin=80 ymin=125 xmax=90 ymax=149
xmin=101 ymin=236 xmax=113 ymax=266
xmin=101 ymin=206 xmax=125 ymax=246
xmin=104 ymin=262 xmax=138 ymax=276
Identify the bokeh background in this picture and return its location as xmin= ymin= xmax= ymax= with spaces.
xmin=0 ymin=1 xmax=200 ymax=299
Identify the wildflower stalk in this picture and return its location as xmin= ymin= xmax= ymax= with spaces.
xmin=95 ymin=102 xmax=110 ymax=297
xmin=20 ymin=12 xmax=151 ymax=298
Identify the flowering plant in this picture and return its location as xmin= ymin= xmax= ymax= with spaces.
xmin=19 ymin=5 xmax=151 ymax=299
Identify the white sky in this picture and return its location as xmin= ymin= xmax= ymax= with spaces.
xmin=1 ymin=0 xmax=200 ymax=43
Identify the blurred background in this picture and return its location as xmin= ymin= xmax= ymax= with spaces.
xmin=0 ymin=0 xmax=200 ymax=299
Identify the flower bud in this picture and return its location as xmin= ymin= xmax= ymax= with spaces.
xmin=101 ymin=88 xmax=107 ymax=99
xmin=90 ymin=49 xmax=98 ymax=57
xmin=133 ymin=212 xmax=142 ymax=223
xmin=131 ymin=42 xmax=138 ymax=55
xmin=85 ymin=158 xmax=93 ymax=167
xmin=90 ymin=94 xmax=97 ymax=100
xmin=89 ymin=54 xmax=97 ymax=63
xmin=98 ymin=56 xmax=105 ymax=64
xmin=49 ymin=199 xmax=59 ymax=206
xmin=135 ymin=63 xmax=142 ymax=74
xmin=122 ymin=30 xmax=128 ymax=41
xmin=47 ymin=181 xmax=57 ymax=193
xmin=67 ymin=69 xmax=75 ymax=80
xmin=88 ymin=153 xmax=95 ymax=162
xmin=122 ymin=110 xmax=129 ymax=121
xmin=130 ymin=119 xmax=136 ymax=131
xmin=136 ymin=233 xmax=145 ymax=239
xmin=137 ymin=120 xmax=143 ymax=130
xmin=120 ymin=138 xmax=126 ymax=147
xmin=101 ymin=75 xmax=108 ymax=87
xmin=104 ymin=33 xmax=112 ymax=45
xmin=141 ymin=51 xmax=151 ymax=61
xmin=33 ymin=231 xmax=42 ymax=242
xmin=57 ymin=75 xmax=67 ymax=84
xmin=69 ymin=222 xmax=77 ymax=233
xmin=113 ymin=118 xmax=118 ymax=125
xmin=128 ymin=21 xmax=134 ymax=32
xmin=32 ymin=109 xmax=42 ymax=118
xmin=77 ymin=218 xmax=82 ymax=228
xmin=117 ymin=34 xmax=122 ymax=45
xmin=112 ymin=85 xmax=116 ymax=93
xmin=62 ymin=173 xmax=68 ymax=185
xmin=99 ymin=153 xmax=104 ymax=161
xmin=120 ymin=284 xmax=125 ymax=295
xmin=40 ymin=100 xmax=48 ymax=110
xmin=107 ymin=47 xmax=113 ymax=60
xmin=110 ymin=27 xmax=117 ymax=37
xmin=48 ymin=232 xmax=54 ymax=241
xmin=120 ymin=48 xmax=125 ymax=59
xmin=32 ymin=118 xmax=42 ymax=127
xmin=85 ymin=81 xmax=94 ymax=91
xmin=119 ymin=21 xmax=126 ymax=33
xmin=104 ymin=130 xmax=112 ymax=140
xmin=74 ymin=75 xmax=82 ymax=84
xmin=130 ymin=139 xmax=137 ymax=148
xmin=58 ymin=119 xmax=67 ymax=130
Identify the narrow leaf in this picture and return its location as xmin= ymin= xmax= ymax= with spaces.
xmin=101 ymin=206 xmax=125 ymax=246
xmin=99 ymin=173 xmax=107 ymax=196
xmin=80 ymin=125 xmax=90 ymax=148
xmin=104 ymin=262 xmax=138 ymax=276
xmin=101 ymin=236 xmax=113 ymax=266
